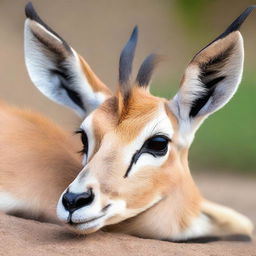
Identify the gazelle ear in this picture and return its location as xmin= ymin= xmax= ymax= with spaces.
xmin=170 ymin=7 xmax=254 ymax=145
xmin=24 ymin=3 xmax=111 ymax=117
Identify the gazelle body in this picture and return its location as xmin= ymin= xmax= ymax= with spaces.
xmin=0 ymin=102 xmax=82 ymax=221
xmin=0 ymin=3 xmax=254 ymax=242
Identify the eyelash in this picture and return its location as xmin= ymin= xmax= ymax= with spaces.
xmin=75 ymin=128 xmax=89 ymax=155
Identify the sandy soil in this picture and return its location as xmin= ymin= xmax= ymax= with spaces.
xmin=0 ymin=172 xmax=255 ymax=256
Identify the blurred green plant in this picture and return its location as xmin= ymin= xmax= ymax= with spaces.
xmin=152 ymin=70 xmax=256 ymax=173
xmin=174 ymin=1 xmax=210 ymax=26
xmin=173 ymin=0 xmax=213 ymax=41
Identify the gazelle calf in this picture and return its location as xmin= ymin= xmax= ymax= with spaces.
xmin=1 ymin=3 xmax=254 ymax=242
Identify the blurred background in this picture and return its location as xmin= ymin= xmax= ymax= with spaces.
xmin=0 ymin=0 xmax=256 ymax=174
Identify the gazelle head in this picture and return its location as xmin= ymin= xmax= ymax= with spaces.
xmin=24 ymin=3 xmax=254 ymax=240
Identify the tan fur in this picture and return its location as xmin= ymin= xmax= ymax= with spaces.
xmin=0 ymin=102 xmax=82 ymax=220
xmin=79 ymin=56 xmax=111 ymax=96
xmin=78 ymin=89 xmax=203 ymax=237
xmin=104 ymin=147 xmax=202 ymax=240
xmin=62 ymin=84 xmax=253 ymax=240
xmin=91 ymin=88 xmax=162 ymax=146
xmin=118 ymin=87 xmax=163 ymax=143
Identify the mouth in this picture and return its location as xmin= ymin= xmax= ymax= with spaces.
xmin=66 ymin=214 xmax=106 ymax=233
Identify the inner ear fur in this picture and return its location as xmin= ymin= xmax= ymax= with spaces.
xmin=179 ymin=31 xmax=243 ymax=121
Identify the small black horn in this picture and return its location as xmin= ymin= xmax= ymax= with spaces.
xmin=119 ymin=26 xmax=138 ymax=100
xmin=136 ymin=54 xmax=162 ymax=87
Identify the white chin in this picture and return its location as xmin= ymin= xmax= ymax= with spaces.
xmin=67 ymin=219 xmax=104 ymax=234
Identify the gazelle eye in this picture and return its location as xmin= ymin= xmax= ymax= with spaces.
xmin=144 ymin=136 xmax=169 ymax=156
xmin=124 ymin=135 xmax=170 ymax=178
xmin=81 ymin=132 xmax=88 ymax=152
xmin=75 ymin=129 xmax=89 ymax=155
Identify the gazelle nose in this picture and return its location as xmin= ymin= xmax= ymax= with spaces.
xmin=62 ymin=189 xmax=94 ymax=212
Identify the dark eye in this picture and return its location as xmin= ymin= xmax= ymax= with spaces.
xmin=75 ymin=129 xmax=89 ymax=155
xmin=144 ymin=136 xmax=169 ymax=156
xmin=124 ymin=135 xmax=170 ymax=178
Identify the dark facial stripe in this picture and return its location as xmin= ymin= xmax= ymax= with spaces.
xmin=124 ymin=150 xmax=140 ymax=178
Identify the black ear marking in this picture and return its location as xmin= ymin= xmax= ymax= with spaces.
xmin=218 ymin=6 xmax=256 ymax=40
xmin=189 ymin=76 xmax=225 ymax=118
xmin=189 ymin=44 xmax=235 ymax=118
xmin=136 ymin=54 xmax=162 ymax=88
xmin=119 ymin=26 xmax=138 ymax=102
xmin=52 ymin=69 xmax=85 ymax=111
xmin=195 ymin=6 xmax=255 ymax=58
xmin=25 ymin=2 xmax=71 ymax=52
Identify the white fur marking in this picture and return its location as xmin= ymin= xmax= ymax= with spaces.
xmin=0 ymin=192 xmax=27 ymax=212
xmin=80 ymin=114 xmax=96 ymax=164
xmin=173 ymin=213 xmax=212 ymax=241
xmin=123 ymin=103 xmax=173 ymax=177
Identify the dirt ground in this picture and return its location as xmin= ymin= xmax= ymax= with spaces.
xmin=0 ymin=171 xmax=255 ymax=256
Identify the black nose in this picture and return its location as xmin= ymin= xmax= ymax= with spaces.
xmin=62 ymin=189 xmax=94 ymax=212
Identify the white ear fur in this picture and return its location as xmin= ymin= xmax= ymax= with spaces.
xmin=170 ymin=32 xmax=244 ymax=146
xmin=24 ymin=6 xmax=110 ymax=117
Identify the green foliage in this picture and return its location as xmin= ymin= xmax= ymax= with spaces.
xmin=152 ymin=71 xmax=256 ymax=173
xmin=174 ymin=0 xmax=211 ymax=35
